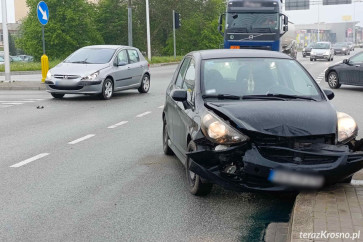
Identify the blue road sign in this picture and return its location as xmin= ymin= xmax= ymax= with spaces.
xmin=37 ymin=1 xmax=49 ymax=25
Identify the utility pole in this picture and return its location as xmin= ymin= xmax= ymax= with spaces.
xmin=317 ymin=3 xmax=320 ymax=42
xmin=128 ymin=0 xmax=133 ymax=46
xmin=353 ymin=0 xmax=356 ymax=44
xmin=146 ymin=0 xmax=151 ymax=60
xmin=1 ymin=0 xmax=11 ymax=82
xmin=173 ymin=10 xmax=176 ymax=59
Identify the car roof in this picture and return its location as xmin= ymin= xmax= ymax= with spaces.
xmin=83 ymin=45 xmax=133 ymax=50
xmin=193 ymin=49 xmax=292 ymax=60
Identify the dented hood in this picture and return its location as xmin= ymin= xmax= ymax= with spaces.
xmin=206 ymin=101 xmax=337 ymax=137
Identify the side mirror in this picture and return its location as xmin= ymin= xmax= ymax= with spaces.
xmin=118 ymin=61 xmax=128 ymax=66
xmin=171 ymin=89 xmax=187 ymax=102
xmin=218 ymin=14 xmax=225 ymax=36
xmin=284 ymin=15 xmax=289 ymax=25
xmin=323 ymin=89 xmax=335 ymax=100
xmin=343 ymin=59 xmax=349 ymax=64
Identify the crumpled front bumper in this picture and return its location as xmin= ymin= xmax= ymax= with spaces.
xmin=187 ymin=143 xmax=363 ymax=192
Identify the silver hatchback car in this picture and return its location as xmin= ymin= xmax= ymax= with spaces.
xmin=45 ymin=45 xmax=150 ymax=100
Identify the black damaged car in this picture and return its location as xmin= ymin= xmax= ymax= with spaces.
xmin=162 ymin=49 xmax=363 ymax=196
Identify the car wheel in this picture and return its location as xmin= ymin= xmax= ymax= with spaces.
xmin=138 ymin=74 xmax=150 ymax=93
xmin=163 ymin=117 xmax=174 ymax=156
xmin=303 ymin=54 xmax=306 ymax=58
xmin=99 ymin=78 xmax=113 ymax=100
xmin=310 ymin=58 xmax=313 ymax=61
xmin=51 ymin=93 xmax=65 ymax=99
xmin=328 ymin=71 xmax=341 ymax=89
xmin=186 ymin=141 xmax=213 ymax=196
xmin=340 ymin=176 xmax=352 ymax=183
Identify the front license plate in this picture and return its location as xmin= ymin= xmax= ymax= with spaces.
xmin=268 ymin=170 xmax=324 ymax=188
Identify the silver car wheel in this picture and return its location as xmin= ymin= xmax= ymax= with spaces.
xmin=328 ymin=73 xmax=337 ymax=87
xmin=143 ymin=76 xmax=150 ymax=92
xmin=105 ymin=81 xmax=113 ymax=98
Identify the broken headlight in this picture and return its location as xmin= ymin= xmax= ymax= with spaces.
xmin=337 ymin=112 xmax=358 ymax=143
xmin=201 ymin=112 xmax=249 ymax=145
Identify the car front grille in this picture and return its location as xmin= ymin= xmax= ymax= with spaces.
xmin=251 ymin=134 xmax=337 ymax=165
xmin=258 ymin=146 xmax=338 ymax=165
xmin=54 ymin=75 xmax=80 ymax=79
xmin=48 ymin=85 xmax=83 ymax=90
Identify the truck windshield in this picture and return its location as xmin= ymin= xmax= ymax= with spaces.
xmin=226 ymin=13 xmax=279 ymax=33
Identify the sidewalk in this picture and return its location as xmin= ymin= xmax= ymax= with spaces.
xmin=0 ymin=81 xmax=45 ymax=90
xmin=289 ymin=170 xmax=363 ymax=242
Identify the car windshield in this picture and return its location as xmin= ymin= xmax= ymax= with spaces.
xmin=202 ymin=58 xmax=322 ymax=101
xmin=64 ymin=48 xmax=116 ymax=64
xmin=313 ymin=43 xmax=330 ymax=49
xmin=334 ymin=43 xmax=347 ymax=47
xmin=226 ymin=13 xmax=279 ymax=33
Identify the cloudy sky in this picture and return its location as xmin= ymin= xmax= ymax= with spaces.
xmin=285 ymin=1 xmax=363 ymax=26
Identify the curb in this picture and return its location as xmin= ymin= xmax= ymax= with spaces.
xmin=0 ymin=82 xmax=46 ymax=91
xmin=150 ymin=62 xmax=179 ymax=67
xmin=0 ymin=71 xmax=42 ymax=76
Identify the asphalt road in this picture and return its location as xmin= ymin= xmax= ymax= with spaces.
xmin=0 ymin=50 xmax=362 ymax=241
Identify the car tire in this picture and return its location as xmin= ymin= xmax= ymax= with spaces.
xmin=51 ymin=93 xmax=65 ymax=99
xmin=138 ymin=74 xmax=150 ymax=94
xmin=186 ymin=141 xmax=213 ymax=196
xmin=340 ymin=176 xmax=353 ymax=183
xmin=99 ymin=78 xmax=113 ymax=100
xmin=163 ymin=117 xmax=174 ymax=156
xmin=303 ymin=54 xmax=306 ymax=58
xmin=328 ymin=71 xmax=341 ymax=89
xmin=310 ymin=58 xmax=313 ymax=61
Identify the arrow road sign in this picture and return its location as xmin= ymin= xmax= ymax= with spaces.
xmin=37 ymin=1 xmax=49 ymax=25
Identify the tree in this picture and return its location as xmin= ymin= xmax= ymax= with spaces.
xmin=95 ymin=0 xmax=128 ymax=45
xmin=17 ymin=0 xmax=104 ymax=60
xmin=9 ymin=34 xmax=17 ymax=56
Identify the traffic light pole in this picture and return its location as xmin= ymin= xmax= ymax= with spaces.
xmin=146 ymin=0 xmax=151 ymax=60
xmin=128 ymin=0 xmax=133 ymax=46
xmin=173 ymin=10 xmax=176 ymax=59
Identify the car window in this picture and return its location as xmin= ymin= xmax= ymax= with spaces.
xmin=128 ymin=49 xmax=140 ymax=63
xmin=117 ymin=50 xmax=129 ymax=65
xmin=202 ymin=58 xmax=322 ymax=100
xmin=182 ymin=59 xmax=196 ymax=102
xmin=349 ymin=53 xmax=363 ymax=64
xmin=175 ymin=58 xmax=191 ymax=88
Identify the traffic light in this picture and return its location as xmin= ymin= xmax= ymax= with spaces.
xmin=174 ymin=12 xmax=181 ymax=29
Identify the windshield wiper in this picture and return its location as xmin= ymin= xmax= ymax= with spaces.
xmin=69 ymin=60 xmax=91 ymax=64
xmin=242 ymin=94 xmax=316 ymax=101
xmin=202 ymin=94 xmax=241 ymax=100
xmin=266 ymin=93 xmax=317 ymax=101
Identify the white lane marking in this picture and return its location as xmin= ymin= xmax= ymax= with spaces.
xmin=0 ymin=101 xmax=34 ymax=103
xmin=158 ymin=105 xmax=164 ymax=109
xmin=351 ymin=180 xmax=363 ymax=186
xmin=0 ymin=103 xmax=23 ymax=105
xmin=136 ymin=111 xmax=151 ymax=118
xmin=10 ymin=153 xmax=50 ymax=168
xmin=108 ymin=121 xmax=128 ymax=129
xmin=68 ymin=134 xmax=95 ymax=145
xmin=23 ymin=99 xmax=45 ymax=101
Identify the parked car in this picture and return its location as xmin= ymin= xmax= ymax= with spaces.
xmin=17 ymin=55 xmax=34 ymax=62
xmin=347 ymin=42 xmax=355 ymax=51
xmin=332 ymin=43 xmax=350 ymax=55
xmin=10 ymin=56 xmax=23 ymax=62
xmin=162 ymin=49 xmax=363 ymax=195
xmin=302 ymin=43 xmax=315 ymax=57
xmin=45 ymin=45 xmax=150 ymax=100
xmin=310 ymin=42 xmax=334 ymax=61
xmin=325 ymin=51 xmax=363 ymax=89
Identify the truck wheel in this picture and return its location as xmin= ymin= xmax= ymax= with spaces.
xmin=186 ymin=141 xmax=213 ymax=196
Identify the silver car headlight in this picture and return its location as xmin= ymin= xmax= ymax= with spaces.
xmin=201 ymin=111 xmax=249 ymax=145
xmin=337 ymin=112 xmax=358 ymax=143
xmin=46 ymin=70 xmax=52 ymax=80
xmin=342 ymin=48 xmax=346 ymax=51
xmin=311 ymin=51 xmax=316 ymax=55
xmin=324 ymin=51 xmax=330 ymax=55
xmin=81 ymin=71 xmax=99 ymax=81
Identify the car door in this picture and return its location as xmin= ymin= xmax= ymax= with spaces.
xmin=174 ymin=58 xmax=197 ymax=154
xmin=112 ymin=49 xmax=133 ymax=89
xmin=127 ymin=49 xmax=143 ymax=85
xmin=166 ymin=57 xmax=191 ymax=150
xmin=348 ymin=52 xmax=363 ymax=86
xmin=340 ymin=53 xmax=363 ymax=85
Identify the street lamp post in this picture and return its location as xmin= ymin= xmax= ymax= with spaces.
xmin=146 ymin=0 xmax=151 ymax=60
xmin=128 ymin=0 xmax=132 ymax=46
xmin=1 ymin=0 xmax=11 ymax=82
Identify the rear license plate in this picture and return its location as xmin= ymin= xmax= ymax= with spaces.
xmin=268 ymin=170 xmax=324 ymax=188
